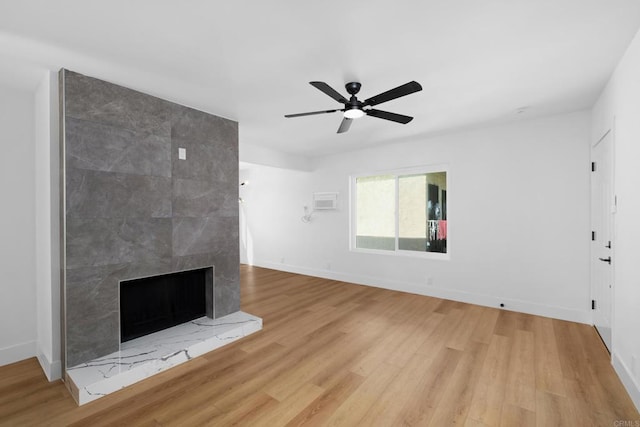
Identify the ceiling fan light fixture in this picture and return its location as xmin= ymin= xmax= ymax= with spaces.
xmin=343 ymin=107 xmax=365 ymax=119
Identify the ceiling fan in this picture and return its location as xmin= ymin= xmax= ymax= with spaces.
xmin=285 ymin=80 xmax=423 ymax=133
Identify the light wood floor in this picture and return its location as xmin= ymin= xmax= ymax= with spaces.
xmin=1 ymin=266 xmax=638 ymax=426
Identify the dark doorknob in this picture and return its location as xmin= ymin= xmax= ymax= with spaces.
xmin=599 ymin=257 xmax=612 ymax=264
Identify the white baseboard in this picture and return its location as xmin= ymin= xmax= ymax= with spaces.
xmin=250 ymin=261 xmax=592 ymax=325
xmin=612 ymin=352 xmax=640 ymax=412
xmin=0 ymin=340 xmax=36 ymax=367
xmin=37 ymin=351 xmax=62 ymax=381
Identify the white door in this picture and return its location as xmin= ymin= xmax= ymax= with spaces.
xmin=591 ymin=130 xmax=614 ymax=352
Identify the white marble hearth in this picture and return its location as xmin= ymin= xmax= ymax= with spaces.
xmin=66 ymin=311 xmax=262 ymax=405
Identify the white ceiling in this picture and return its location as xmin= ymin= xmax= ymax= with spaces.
xmin=1 ymin=1 xmax=639 ymax=157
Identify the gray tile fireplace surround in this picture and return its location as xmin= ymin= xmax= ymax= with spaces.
xmin=61 ymin=70 xmax=240 ymax=369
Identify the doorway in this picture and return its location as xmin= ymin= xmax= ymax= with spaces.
xmin=591 ymin=129 xmax=615 ymax=352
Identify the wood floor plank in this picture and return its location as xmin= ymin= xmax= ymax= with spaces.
xmin=220 ymin=327 xmax=347 ymax=406
xmin=285 ymin=371 xmax=365 ymax=426
xmin=494 ymin=309 xmax=534 ymax=338
xmin=395 ymin=346 xmax=464 ymax=426
xmin=349 ymin=320 xmax=418 ymax=377
xmin=265 ymin=312 xmax=384 ymax=402
xmin=205 ymin=391 xmax=279 ymax=426
xmin=322 ymin=362 xmax=400 ymax=426
xmin=359 ymin=349 xmax=445 ymax=426
xmin=251 ymin=382 xmax=325 ymax=427
xmin=446 ymin=304 xmax=486 ymax=351
xmin=553 ymin=319 xmax=596 ymax=384
xmin=504 ymin=329 xmax=536 ymax=412
xmin=276 ymin=302 xmax=359 ymax=348
xmin=470 ymin=307 xmax=501 ymax=345
xmin=499 ymin=403 xmax=536 ymax=427
xmin=429 ymin=340 xmax=489 ymax=426
xmin=415 ymin=307 xmax=465 ymax=355
xmin=533 ymin=316 xmax=566 ymax=396
xmin=384 ymin=311 xmax=446 ymax=368
xmin=0 ymin=265 xmax=637 ymax=426
xmin=466 ymin=334 xmax=512 ymax=426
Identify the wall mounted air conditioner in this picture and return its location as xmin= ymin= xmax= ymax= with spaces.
xmin=313 ymin=192 xmax=338 ymax=210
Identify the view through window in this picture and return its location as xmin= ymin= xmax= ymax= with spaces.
xmin=354 ymin=169 xmax=447 ymax=255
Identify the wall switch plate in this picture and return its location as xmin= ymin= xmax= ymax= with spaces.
xmin=178 ymin=147 xmax=186 ymax=160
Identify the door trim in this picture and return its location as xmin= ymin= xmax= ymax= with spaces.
xmin=590 ymin=124 xmax=615 ymax=353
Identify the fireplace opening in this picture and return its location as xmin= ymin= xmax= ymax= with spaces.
xmin=120 ymin=268 xmax=210 ymax=343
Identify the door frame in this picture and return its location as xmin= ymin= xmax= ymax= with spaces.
xmin=591 ymin=125 xmax=616 ymax=352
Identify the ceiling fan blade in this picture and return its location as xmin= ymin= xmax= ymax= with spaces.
xmin=310 ymin=81 xmax=348 ymax=104
xmin=285 ymin=109 xmax=340 ymax=118
xmin=337 ymin=117 xmax=353 ymax=133
xmin=363 ymin=81 xmax=422 ymax=107
xmin=366 ymin=109 xmax=414 ymax=124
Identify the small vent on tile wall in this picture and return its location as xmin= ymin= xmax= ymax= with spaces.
xmin=313 ymin=192 xmax=338 ymax=210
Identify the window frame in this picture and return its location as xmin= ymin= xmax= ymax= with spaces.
xmin=349 ymin=164 xmax=450 ymax=260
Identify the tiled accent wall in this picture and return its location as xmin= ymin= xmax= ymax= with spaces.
xmin=61 ymin=70 xmax=240 ymax=368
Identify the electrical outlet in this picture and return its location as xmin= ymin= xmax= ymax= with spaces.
xmin=425 ymin=276 xmax=433 ymax=286
xmin=325 ymin=261 xmax=331 ymax=270
xmin=280 ymin=257 xmax=285 ymax=264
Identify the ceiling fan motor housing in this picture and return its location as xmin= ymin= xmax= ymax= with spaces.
xmin=345 ymin=81 xmax=361 ymax=95
xmin=345 ymin=82 xmax=363 ymax=114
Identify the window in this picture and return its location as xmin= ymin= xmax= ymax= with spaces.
xmin=351 ymin=166 xmax=448 ymax=257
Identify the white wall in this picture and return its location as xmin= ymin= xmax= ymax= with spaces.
xmin=0 ymin=85 xmax=37 ymax=366
xmin=240 ymin=141 xmax=311 ymax=171
xmin=592 ymin=27 xmax=640 ymax=410
xmin=239 ymin=165 xmax=313 ymax=267
xmin=34 ymin=71 xmax=61 ymax=380
xmin=241 ymin=111 xmax=592 ymax=323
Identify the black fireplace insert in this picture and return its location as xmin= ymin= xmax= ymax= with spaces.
xmin=120 ymin=268 xmax=207 ymax=342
